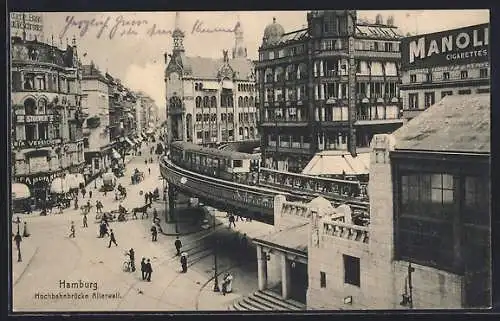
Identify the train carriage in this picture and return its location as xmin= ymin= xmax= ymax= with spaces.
xmin=169 ymin=141 xmax=260 ymax=180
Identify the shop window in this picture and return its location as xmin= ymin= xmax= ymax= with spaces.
xmin=343 ymin=255 xmax=360 ymax=287
xmin=410 ymin=74 xmax=417 ymax=83
xmin=25 ymin=124 xmax=36 ymax=141
xmin=408 ymin=93 xmax=418 ymax=109
xmin=480 ymin=68 xmax=488 ymax=78
xmin=424 ymin=92 xmax=435 ymax=108
xmin=459 ymin=89 xmax=472 ymax=95
xmin=320 ymin=271 xmax=326 ymax=288
xmin=477 ymin=88 xmax=490 ymax=94
xmin=233 ymin=159 xmax=243 ymax=167
xmin=461 ymin=70 xmax=468 ymax=79
xmin=443 ymin=72 xmax=450 ymax=80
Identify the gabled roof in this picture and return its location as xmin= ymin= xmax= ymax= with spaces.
xmin=184 ymin=56 xmax=254 ymax=80
xmin=393 ymin=94 xmax=490 ymax=154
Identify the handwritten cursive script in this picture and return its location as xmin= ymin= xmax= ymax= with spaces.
xmin=191 ymin=19 xmax=237 ymax=34
xmin=60 ymin=15 xmax=238 ymax=40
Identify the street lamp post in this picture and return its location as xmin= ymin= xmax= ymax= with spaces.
xmin=14 ymin=217 xmax=22 ymax=262
xmin=213 ymin=211 xmax=220 ymax=292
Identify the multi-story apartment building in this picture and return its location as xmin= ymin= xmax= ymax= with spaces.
xmin=256 ymin=11 xmax=404 ymax=173
xmin=165 ymin=13 xmax=258 ymax=146
xmin=11 ymin=36 xmax=86 ymax=208
xmin=81 ymin=62 xmax=113 ymax=178
xmin=400 ymin=23 xmax=489 ymax=120
xmin=136 ymin=92 xmax=157 ymax=135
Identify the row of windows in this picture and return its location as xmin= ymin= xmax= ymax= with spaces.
xmin=409 ymin=69 xmax=488 ymax=83
xmin=407 ymin=88 xmax=490 ymax=110
xmin=194 ymin=112 xmax=258 ymax=122
xmin=259 ymin=44 xmax=306 ymax=61
xmin=12 ymin=71 xmax=77 ymax=94
xmin=264 ymin=64 xmax=308 ymax=83
xmin=354 ymin=40 xmax=400 ymax=52
xmin=194 ymin=95 xmax=245 ymax=108
xmin=195 ymin=127 xmax=257 ymax=139
xmin=194 ymin=82 xmax=256 ymax=93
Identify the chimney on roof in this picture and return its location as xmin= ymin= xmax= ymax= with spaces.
xmin=375 ymin=14 xmax=383 ymax=25
xmin=387 ymin=15 xmax=394 ymax=26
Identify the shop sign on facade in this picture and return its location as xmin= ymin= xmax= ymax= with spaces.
xmin=13 ymin=138 xmax=62 ymax=148
xmin=16 ymin=114 xmax=58 ymax=123
xmin=14 ymin=171 xmax=60 ymax=186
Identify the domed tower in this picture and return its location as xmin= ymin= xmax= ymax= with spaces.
xmin=262 ymin=17 xmax=285 ymax=46
xmin=232 ymin=17 xmax=247 ymax=59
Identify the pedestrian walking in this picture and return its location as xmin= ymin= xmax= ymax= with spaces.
xmin=228 ymin=214 xmax=236 ymax=229
xmin=151 ymin=225 xmax=158 ymax=242
xmin=148 ymin=167 xmax=151 ymax=175
xmin=241 ymin=233 xmax=248 ymax=251
xmin=69 ymin=221 xmax=76 ymax=238
xmin=82 ymin=188 xmax=87 ymax=198
xmin=127 ymin=248 xmax=136 ymax=272
xmin=74 ymin=198 xmax=79 ymax=210
xmin=83 ymin=213 xmax=88 ymax=228
xmin=222 ymin=273 xmax=233 ymax=295
xmin=22 ymin=222 xmax=30 ymax=237
xmin=174 ymin=237 xmax=182 ymax=256
xmin=145 ymin=259 xmax=152 ymax=281
xmin=140 ymin=258 xmax=146 ymax=280
xmin=180 ymin=252 xmax=188 ymax=273
xmin=108 ymin=229 xmax=118 ymax=247
xmin=14 ymin=231 xmax=22 ymax=251
xmin=89 ymin=190 xmax=92 ymax=199
xmin=144 ymin=159 xmax=147 ymax=165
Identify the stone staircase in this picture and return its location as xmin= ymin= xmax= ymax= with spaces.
xmin=229 ymin=289 xmax=306 ymax=311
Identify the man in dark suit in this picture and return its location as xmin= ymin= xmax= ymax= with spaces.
xmin=108 ymin=229 xmax=118 ymax=247
xmin=145 ymin=259 xmax=152 ymax=281
xmin=140 ymin=258 xmax=146 ymax=280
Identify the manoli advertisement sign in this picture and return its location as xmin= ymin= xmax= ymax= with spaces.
xmin=401 ymin=23 xmax=489 ymax=70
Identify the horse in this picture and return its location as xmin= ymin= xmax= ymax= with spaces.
xmin=133 ymin=203 xmax=152 ymax=219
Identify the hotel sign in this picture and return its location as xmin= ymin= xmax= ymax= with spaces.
xmin=401 ymin=23 xmax=489 ymax=70
xmin=16 ymin=114 xmax=58 ymax=123
xmin=15 ymin=172 xmax=60 ymax=186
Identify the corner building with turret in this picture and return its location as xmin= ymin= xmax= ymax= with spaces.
xmin=256 ymin=11 xmax=404 ymax=173
xmin=164 ymin=13 xmax=258 ymax=147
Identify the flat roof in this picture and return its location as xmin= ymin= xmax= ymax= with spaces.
xmin=393 ymin=94 xmax=490 ymax=154
xmin=253 ymin=223 xmax=309 ymax=255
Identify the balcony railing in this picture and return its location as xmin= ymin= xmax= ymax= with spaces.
xmin=322 ymin=220 xmax=369 ymax=244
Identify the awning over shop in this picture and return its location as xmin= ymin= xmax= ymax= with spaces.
xmin=50 ymin=178 xmax=70 ymax=194
xmin=64 ymin=173 xmax=86 ymax=189
xmin=302 ymin=151 xmax=370 ymax=176
xmin=111 ymin=148 xmax=122 ymax=160
xmin=222 ymin=80 xmax=234 ymax=89
xmin=12 ymin=183 xmax=31 ymax=200
xmin=124 ymin=137 xmax=135 ymax=147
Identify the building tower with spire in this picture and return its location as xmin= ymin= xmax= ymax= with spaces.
xmin=232 ymin=17 xmax=247 ymax=59
xmin=172 ymin=12 xmax=185 ymax=52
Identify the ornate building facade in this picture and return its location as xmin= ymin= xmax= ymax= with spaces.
xmin=81 ymin=62 xmax=113 ymax=179
xmin=165 ymin=13 xmax=258 ymax=146
xmin=256 ymin=11 xmax=404 ymax=173
xmin=11 ymin=36 xmax=87 ymax=208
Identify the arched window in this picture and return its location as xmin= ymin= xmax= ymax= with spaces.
xmin=203 ymin=96 xmax=209 ymax=108
xmin=211 ymin=96 xmax=217 ymax=108
xmin=170 ymin=96 xmax=182 ymax=108
xmin=210 ymin=114 xmax=216 ymax=122
xmin=244 ymin=96 xmax=249 ymax=107
xmin=286 ymin=65 xmax=295 ymax=80
xmin=228 ymin=113 xmax=234 ymax=122
xmin=195 ymin=96 xmax=202 ymax=108
xmin=24 ymin=98 xmax=37 ymax=115
xmin=238 ymin=84 xmax=241 ymax=91
xmin=239 ymin=127 xmax=244 ymax=136
xmin=37 ymin=98 xmax=47 ymax=114
xmin=275 ymin=67 xmax=284 ymax=82
xmin=238 ymin=96 xmax=243 ymax=107
xmin=297 ymin=63 xmax=307 ymax=80
xmin=249 ymin=97 xmax=254 ymax=107
xmin=228 ymin=96 xmax=234 ymax=107
xmin=265 ymin=68 xmax=274 ymax=83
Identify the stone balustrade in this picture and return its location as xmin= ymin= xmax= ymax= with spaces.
xmin=280 ymin=201 xmax=312 ymax=219
xmin=322 ymin=220 xmax=369 ymax=244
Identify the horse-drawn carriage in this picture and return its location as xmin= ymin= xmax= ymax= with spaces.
xmin=131 ymin=169 xmax=145 ymax=185
xmin=115 ymin=184 xmax=127 ymax=200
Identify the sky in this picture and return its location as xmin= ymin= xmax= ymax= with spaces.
xmin=11 ymin=10 xmax=490 ymax=111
